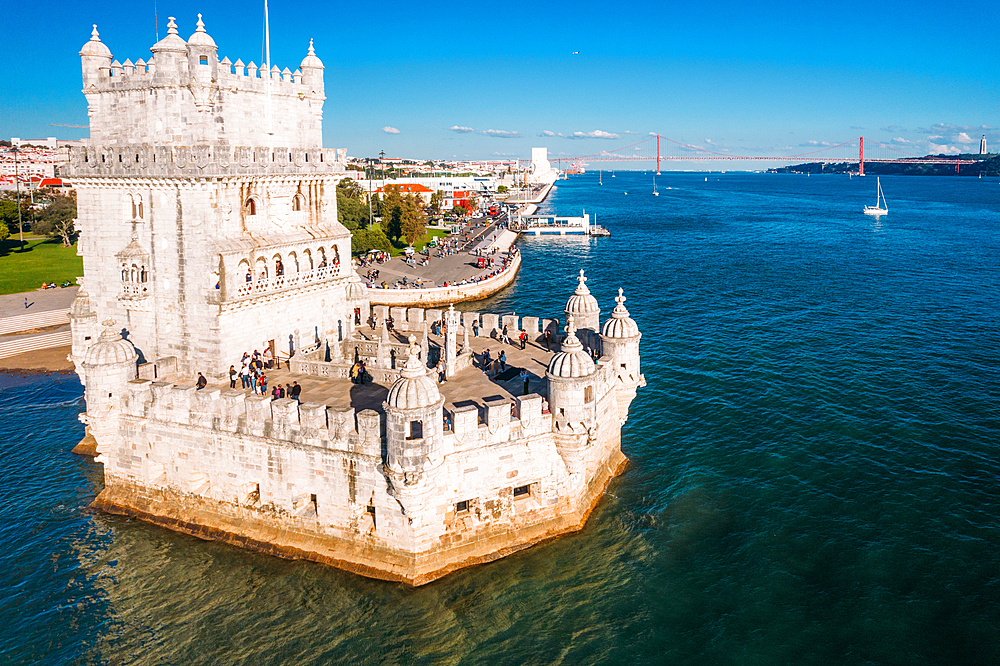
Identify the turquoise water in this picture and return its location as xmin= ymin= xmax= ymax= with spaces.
xmin=3 ymin=172 xmax=1000 ymax=665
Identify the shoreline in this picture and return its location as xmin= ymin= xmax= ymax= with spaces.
xmin=0 ymin=344 xmax=75 ymax=376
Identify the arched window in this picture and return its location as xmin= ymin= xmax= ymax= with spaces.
xmin=137 ymin=195 xmax=143 ymax=220
xmin=199 ymin=55 xmax=208 ymax=65
xmin=292 ymin=194 xmax=305 ymax=211
xmin=131 ymin=196 xmax=137 ymax=220
xmin=246 ymin=198 xmax=257 ymax=216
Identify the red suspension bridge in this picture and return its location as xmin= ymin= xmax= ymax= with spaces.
xmin=550 ymin=135 xmax=984 ymax=175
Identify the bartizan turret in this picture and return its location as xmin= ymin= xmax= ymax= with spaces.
xmin=564 ymin=269 xmax=601 ymax=350
xmin=546 ymin=317 xmax=598 ymax=476
xmin=68 ymin=279 xmax=99 ymax=379
xmin=383 ymin=336 xmax=446 ymax=533
xmin=80 ymin=320 xmax=138 ymax=457
xmin=600 ymin=288 xmax=645 ymax=421
xmin=79 ymin=25 xmax=112 ymax=90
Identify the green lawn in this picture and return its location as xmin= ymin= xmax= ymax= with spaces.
xmin=389 ymin=228 xmax=449 ymax=257
xmin=0 ymin=237 xmax=83 ymax=295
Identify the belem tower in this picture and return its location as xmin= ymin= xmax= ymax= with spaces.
xmin=65 ymin=17 xmax=645 ymax=585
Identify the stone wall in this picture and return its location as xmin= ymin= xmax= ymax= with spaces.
xmin=368 ymin=251 xmax=522 ymax=307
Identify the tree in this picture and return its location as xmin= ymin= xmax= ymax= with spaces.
xmin=400 ymin=194 xmax=427 ymax=246
xmin=429 ymin=190 xmax=443 ymax=218
xmin=32 ymin=192 xmax=77 ymax=246
xmin=451 ymin=204 xmax=467 ymax=218
xmin=337 ymin=177 xmax=364 ymax=201
xmin=0 ymin=199 xmax=19 ymax=236
xmin=381 ymin=187 xmax=404 ymax=241
xmin=497 ymin=185 xmax=508 ymax=193
xmin=351 ymin=224 xmax=391 ymax=255
xmin=0 ymin=216 xmax=8 ymax=242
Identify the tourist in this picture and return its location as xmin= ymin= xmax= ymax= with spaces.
xmin=437 ymin=360 xmax=446 ymax=383
xmin=520 ymin=369 xmax=530 ymax=395
xmin=501 ymin=325 xmax=510 ymax=345
xmin=263 ymin=346 xmax=273 ymax=369
xmin=387 ymin=315 xmax=394 ymax=332
xmin=519 ymin=330 xmax=527 ymax=349
xmin=543 ymin=329 xmax=551 ymax=350
xmin=239 ymin=363 xmax=250 ymax=389
xmin=229 ymin=365 xmax=237 ymax=389
xmin=290 ymin=381 xmax=301 ymax=402
xmin=196 ymin=372 xmax=207 ymax=390
xmin=260 ymin=374 xmax=268 ymax=395
xmin=499 ymin=350 xmax=507 ymax=373
xmin=482 ymin=348 xmax=491 ymax=370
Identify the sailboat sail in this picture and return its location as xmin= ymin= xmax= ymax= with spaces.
xmin=863 ymin=177 xmax=888 ymax=215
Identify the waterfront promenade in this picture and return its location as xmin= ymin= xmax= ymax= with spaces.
xmin=358 ymin=216 xmax=522 ymax=306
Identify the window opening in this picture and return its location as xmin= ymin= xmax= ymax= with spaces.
xmin=456 ymin=500 xmax=469 ymax=513
xmin=513 ymin=484 xmax=530 ymax=498
xmin=199 ymin=55 xmax=208 ymax=65
xmin=407 ymin=420 xmax=423 ymax=440
xmin=584 ymin=385 xmax=594 ymax=403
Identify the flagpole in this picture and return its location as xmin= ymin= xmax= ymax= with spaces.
xmin=265 ymin=0 xmax=273 ymax=136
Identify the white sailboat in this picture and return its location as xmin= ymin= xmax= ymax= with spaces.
xmin=863 ymin=177 xmax=888 ymax=216
xmin=599 ymin=169 xmax=602 ymax=186
xmin=652 ymin=175 xmax=659 ymax=196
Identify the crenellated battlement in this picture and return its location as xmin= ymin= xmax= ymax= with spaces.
xmin=63 ymin=144 xmax=346 ymax=178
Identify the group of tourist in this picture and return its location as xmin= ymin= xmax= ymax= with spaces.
xmin=359 ymin=251 xmax=390 ymax=267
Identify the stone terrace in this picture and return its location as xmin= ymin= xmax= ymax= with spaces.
xmin=201 ymin=327 xmax=568 ymax=417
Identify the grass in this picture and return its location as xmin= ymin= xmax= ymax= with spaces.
xmin=0 ymin=236 xmax=83 ymax=295
xmin=389 ymin=228 xmax=449 ymax=257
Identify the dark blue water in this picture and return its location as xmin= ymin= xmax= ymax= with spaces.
xmin=3 ymin=172 xmax=1000 ymax=665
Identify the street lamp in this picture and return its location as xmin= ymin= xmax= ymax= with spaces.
xmin=13 ymin=142 xmax=23 ymax=249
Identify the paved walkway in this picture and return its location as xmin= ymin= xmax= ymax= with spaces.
xmin=201 ymin=327 xmax=562 ymax=418
xmin=356 ymin=217 xmax=514 ymax=289
xmin=0 ymin=286 xmax=78 ymax=319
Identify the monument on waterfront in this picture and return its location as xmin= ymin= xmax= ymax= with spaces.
xmin=66 ymin=17 xmax=645 ymax=585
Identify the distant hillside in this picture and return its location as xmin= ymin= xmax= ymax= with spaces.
xmin=768 ymin=154 xmax=1000 ymax=177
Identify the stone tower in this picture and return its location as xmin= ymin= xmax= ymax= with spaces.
xmin=65 ymin=17 xmax=359 ymax=380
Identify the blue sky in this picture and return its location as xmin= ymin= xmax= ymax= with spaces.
xmin=2 ymin=0 xmax=997 ymax=165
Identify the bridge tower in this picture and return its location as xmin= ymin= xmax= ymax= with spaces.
xmin=859 ymin=136 xmax=865 ymax=177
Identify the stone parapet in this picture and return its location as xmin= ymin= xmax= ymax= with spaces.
xmin=63 ymin=144 xmax=346 ymax=178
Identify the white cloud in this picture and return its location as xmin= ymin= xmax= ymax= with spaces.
xmin=800 ymin=140 xmax=832 ymax=147
xmin=890 ymin=137 xmax=913 ymax=145
xmin=928 ymin=142 xmax=961 ymax=155
xmin=382 ymin=126 xmax=400 ymax=134
xmin=927 ymin=135 xmax=944 ymax=141
xmin=705 ymin=138 xmax=715 ymax=144
xmin=567 ymin=130 xmax=620 ymax=140
xmin=483 ymin=129 xmax=520 ymax=138
xmin=649 ymin=132 xmax=658 ymax=136
xmin=449 ymin=125 xmax=474 ymax=133
xmin=957 ymin=132 xmax=973 ymax=143
xmin=539 ymin=130 xmax=563 ymax=137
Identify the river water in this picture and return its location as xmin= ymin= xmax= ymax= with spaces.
xmin=2 ymin=172 xmax=999 ymax=665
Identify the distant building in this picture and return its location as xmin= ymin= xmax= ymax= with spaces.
xmin=981 ymin=135 xmax=988 ymax=155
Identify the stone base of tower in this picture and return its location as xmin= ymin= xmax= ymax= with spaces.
xmin=92 ymin=448 xmax=628 ymax=586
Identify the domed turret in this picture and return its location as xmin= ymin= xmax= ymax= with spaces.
xmin=69 ymin=282 xmax=99 ymax=380
xmin=150 ymin=17 xmax=188 ymax=82
xmin=80 ymin=25 xmax=113 ymax=88
xmin=601 ymin=288 xmax=639 ymax=339
xmin=386 ymin=336 xmax=441 ymax=409
xmin=599 ymin=287 xmax=644 ymax=416
xmin=564 ymin=269 xmax=600 ymax=333
xmin=384 ymin=336 xmax=445 ymax=487
xmin=81 ymin=320 xmax=138 ymax=453
xmin=547 ymin=317 xmax=595 ymax=379
xmin=299 ymin=39 xmax=325 ymax=97
xmin=150 ymin=16 xmax=187 ymax=53
xmin=186 ymin=14 xmax=218 ymax=83
xmin=85 ymin=320 xmax=139 ymax=367
xmin=186 ymin=13 xmax=216 ymax=47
